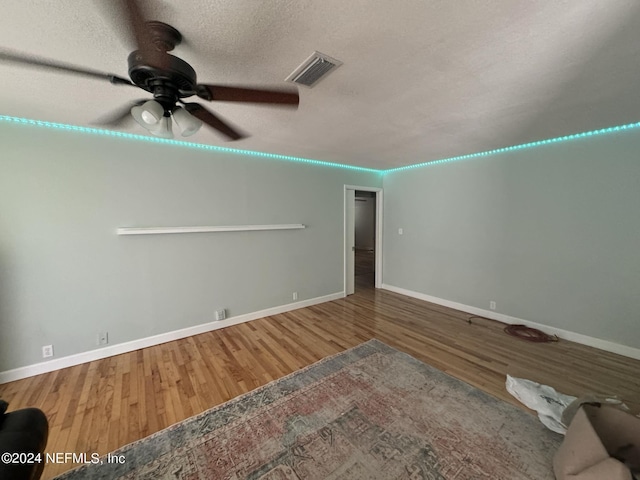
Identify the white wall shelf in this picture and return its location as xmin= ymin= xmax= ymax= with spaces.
xmin=117 ymin=224 xmax=306 ymax=236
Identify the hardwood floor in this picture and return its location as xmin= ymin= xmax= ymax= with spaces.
xmin=2 ymin=261 xmax=639 ymax=479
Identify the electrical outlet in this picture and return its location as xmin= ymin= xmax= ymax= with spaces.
xmin=489 ymin=301 xmax=496 ymax=310
xmin=215 ymin=309 xmax=226 ymax=321
xmin=97 ymin=332 xmax=108 ymax=346
xmin=293 ymin=292 xmax=298 ymax=301
xmin=398 ymin=228 xmax=404 ymax=235
xmin=42 ymin=345 xmax=54 ymax=358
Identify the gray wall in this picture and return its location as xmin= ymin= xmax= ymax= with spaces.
xmin=355 ymin=196 xmax=376 ymax=250
xmin=0 ymin=122 xmax=381 ymax=371
xmin=383 ymin=129 xmax=640 ymax=349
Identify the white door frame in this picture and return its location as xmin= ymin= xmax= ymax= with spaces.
xmin=344 ymin=185 xmax=383 ymax=294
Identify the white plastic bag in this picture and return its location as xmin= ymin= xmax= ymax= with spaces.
xmin=506 ymin=375 xmax=576 ymax=434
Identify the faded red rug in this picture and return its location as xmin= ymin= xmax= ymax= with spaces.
xmin=55 ymin=339 xmax=560 ymax=479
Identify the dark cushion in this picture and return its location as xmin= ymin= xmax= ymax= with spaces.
xmin=0 ymin=407 xmax=49 ymax=480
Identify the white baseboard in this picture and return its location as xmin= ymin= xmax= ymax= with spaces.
xmin=381 ymin=284 xmax=640 ymax=361
xmin=0 ymin=291 xmax=345 ymax=384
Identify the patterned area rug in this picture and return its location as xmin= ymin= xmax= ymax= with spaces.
xmin=54 ymin=339 xmax=561 ymax=479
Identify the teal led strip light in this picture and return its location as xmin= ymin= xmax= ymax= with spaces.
xmin=384 ymin=120 xmax=640 ymax=173
xmin=0 ymin=115 xmax=381 ymax=174
xmin=3 ymin=115 xmax=640 ymax=174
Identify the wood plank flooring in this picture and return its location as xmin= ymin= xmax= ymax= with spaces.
xmin=1 ymin=260 xmax=639 ymax=479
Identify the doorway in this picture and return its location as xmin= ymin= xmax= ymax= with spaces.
xmin=344 ymin=186 xmax=383 ymax=295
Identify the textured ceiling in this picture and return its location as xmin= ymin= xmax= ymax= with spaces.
xmin=1 ymin=1 xmax=640 ymax=169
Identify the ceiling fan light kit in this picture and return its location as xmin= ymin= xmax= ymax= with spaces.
xmin=131 ymin=100 xmax=164 ymax=126
xmin=148 ymin=115 xmax=173 ymax=139
xmin=1 ymin=3 xmax=299 ymax=141
xmin=172 ymin=106 xmax=203 ymax=137
xmin=131 ymin=101 xmax=202 ymax=138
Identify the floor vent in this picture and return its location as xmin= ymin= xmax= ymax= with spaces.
xmin=286 ymin=51 xmax=343 ymax=88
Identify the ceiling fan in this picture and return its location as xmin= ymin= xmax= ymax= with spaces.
xmin=0 ymin=1 xmax=299 ymax=141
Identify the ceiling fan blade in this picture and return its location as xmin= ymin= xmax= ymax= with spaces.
xmin=114 ymin=0 xmax=155 ymax=52
xmin=0 ymin=48 xmax=134 ymax=85
xmin=183 ymin=103 xmax=247 ymax=141
xmin=111 ymin=1 xmax=176 ymax=72
xmin=92 ymin=100 xmax=147 ymax=127
xmin=196 ymin=85 xmax=299 ymax=107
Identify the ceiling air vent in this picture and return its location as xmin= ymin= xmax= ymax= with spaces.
xmin=286 ymin=51 xmax=343 ymax=88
